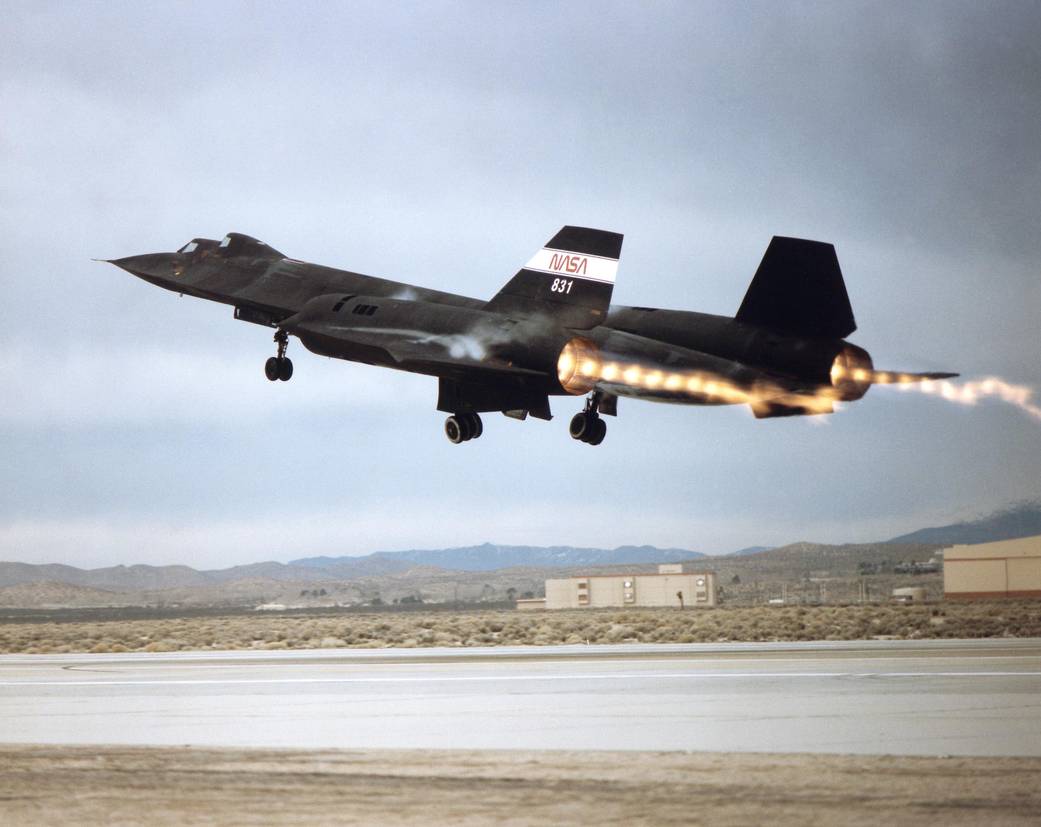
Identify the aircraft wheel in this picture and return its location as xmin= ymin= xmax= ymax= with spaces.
xmin=466 ymin=413 xmax=483 ymax=439
xmin=278 ymin=357 xmax=294 ymax=382
xmin=569 ymin=412 xmax=591 ymax=441
xmin=587 ymin=417 xmax=607 ymax=446
xmin=445 ymin=415 xmax=473 ymax=444
xmin=264 ymin=357 xmax=280 ymax=381
xmin=570 ymin=411 xmax=605 ymax=445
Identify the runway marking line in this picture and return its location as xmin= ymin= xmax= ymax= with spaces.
xmin=45 ymin=653 xmax=1041 ymax=672
xmin=4 ymin=641 xmax=1038 ymax=666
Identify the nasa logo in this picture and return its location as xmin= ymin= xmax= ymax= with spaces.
xmin=548 ymin=253 xmax=589 ymax=275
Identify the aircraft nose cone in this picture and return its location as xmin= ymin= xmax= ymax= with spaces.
xmin=107 ymin=253 xmax=179 ymax=281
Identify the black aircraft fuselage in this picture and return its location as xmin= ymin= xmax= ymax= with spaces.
xmin=108 ymin=228 xmax=954 ymax=445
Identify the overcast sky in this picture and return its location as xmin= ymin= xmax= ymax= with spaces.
xmin=1 ymin=1 xmax=1039 ymax=568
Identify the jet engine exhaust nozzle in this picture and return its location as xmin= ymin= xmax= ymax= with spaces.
xmin=829 ymin=344 xmax=874 ymax=401
xmin=557 ymin=337 xmax=602 ymax=395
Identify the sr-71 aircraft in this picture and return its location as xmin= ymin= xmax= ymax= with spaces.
xmin=107 ymin=227 xmax=954 ymax=445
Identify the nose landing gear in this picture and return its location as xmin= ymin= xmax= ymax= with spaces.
xmin=444 ymin=412 xmax=484 ymax=444
xmin=265 ymin=329 xmax=293 ymax=382
xmin=570 ymin=392 xmax=607 ymax=445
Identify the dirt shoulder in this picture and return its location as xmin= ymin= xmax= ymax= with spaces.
xmin=1 ymin=745 xmax=1038 ymax=826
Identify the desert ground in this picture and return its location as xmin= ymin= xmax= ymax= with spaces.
xmin=1 ymin=745 xmax=1039 ymax=826
xmin=1 ymin=601 xmax=1039 ymax=654
xmin=4 ymin=608 xmax=1039 ymax=825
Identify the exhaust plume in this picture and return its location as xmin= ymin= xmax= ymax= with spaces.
xmin=875 ymin=374 xmax=1041 ymax=422
xmin=559 ymin=340 xmax=1040 ymax=422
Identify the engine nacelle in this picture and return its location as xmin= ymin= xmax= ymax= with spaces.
xmin=829 ymin=343 xmax=874 ymax=401
xmin=556 ymin=337 xmax=601 ymax=395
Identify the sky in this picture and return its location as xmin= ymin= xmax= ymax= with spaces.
xmin=1 ymin=1 xmax=1039 ymax=568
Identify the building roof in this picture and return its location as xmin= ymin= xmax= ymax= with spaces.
xmin=945 ymin=535 xmax=1041 ymax=561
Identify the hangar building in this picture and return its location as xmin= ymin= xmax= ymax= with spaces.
xmin=517 ymin=565 xmax=717 ymax=610
xmin=944 ymin=535 xmax=1041 ymax=599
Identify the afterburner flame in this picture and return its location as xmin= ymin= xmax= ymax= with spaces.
xmin=557 ymin=339 xmax=818 ymax=410
xmin=556 ymin=337 xmax=601 ymax=394
xmin=829 ymin=346 xmax=874 ymax=401
xmin=826 ymin=362 xmax=1041 ymax=421
xmin=559 ymin=338 xmax=1040 ymax=423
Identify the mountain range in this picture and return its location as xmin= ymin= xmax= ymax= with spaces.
xmin=884 ymin=500 xmax=1041 ymax=546
xmin=1 ymin=500 xmax=1036 ymax=596
xmin=291 ymin=543 xmax=706 ymax=573
xmin=0 ymin=544 xmax=705 ymax=591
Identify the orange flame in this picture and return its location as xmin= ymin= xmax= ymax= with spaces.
xmin=559 ymin=342 xmax=833 ymax=412
xmin=558 ymin=342 xmax=1041 ymax=422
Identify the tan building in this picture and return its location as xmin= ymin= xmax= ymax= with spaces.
xmin=891 ymin=587 xmax=927 ymax=604
xmin=944 ymin=535 xmax=1041 ymax=599
xmin=524 ymin=565 xmax=716 ymax=610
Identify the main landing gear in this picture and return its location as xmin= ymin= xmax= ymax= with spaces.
xmin=444 ymin=412 xmax=483 ymax=444
xmin=264 ymin=329 xmax=293 ymax=382
xmin=570 ymin=392 xmax=607 ymax=446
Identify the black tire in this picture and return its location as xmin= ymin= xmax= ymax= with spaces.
xmin=264 ymin=357 xmax=280 ymax=381
xmin=278 ymin=357 xmax=294 ymax=381
xmin=587 ymin=417 xmax=607 ymax=446
xmin=458 ymin=415 xmax=474 ymax=441
xmin=445 ymin=415 xmax=470 ymax=444
xmin=569 ymin=412 xmax=590 ymax=441
xmin=468 ymin=413 xmax=483 ymax=439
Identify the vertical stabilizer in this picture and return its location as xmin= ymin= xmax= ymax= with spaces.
xmin=484 ymin=226 xmax=623 ymax=329
xmin=735 ymin=237 xmax=856 ymax=338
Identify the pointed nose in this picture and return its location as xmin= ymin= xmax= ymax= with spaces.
xmin=106 ymin=253 xmax=180 ymax=282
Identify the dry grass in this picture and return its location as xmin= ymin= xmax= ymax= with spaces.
xmin=1 ymin=601 xmax=1039 ymax=654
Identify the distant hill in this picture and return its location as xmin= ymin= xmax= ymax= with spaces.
xmin=726 ymin=546 xmax=774 ymax=557
xmin=0 ymin=581 xmax=131 ymax=609
xmin=719 ymin=541 xmax=941 ymax=574
xmin=885 ymin=500 xmax=1041 ymax=546
xmin=2 ymin=500 xmax=1037 ymax=610
xmin=291 ymin=543 xmax=706 ymax=573
xmin=0 ymin=562 xmax=214 ymax=590
xmin=0 ymin=544 xmax=703 ymax=592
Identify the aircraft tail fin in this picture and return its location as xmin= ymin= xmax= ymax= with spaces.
xmin=735 ymin=237 xmax=856 ymax=339
xmin=484 ymin=226 xmax=623 ymax=329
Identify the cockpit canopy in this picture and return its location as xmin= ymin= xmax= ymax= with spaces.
xmin=177 ymin=238 xmax=220 ymax=255
xmin=217 ymin=233 xmax=284 ymax=259
xmin=177 ymin=233 xmax=284 ymax=259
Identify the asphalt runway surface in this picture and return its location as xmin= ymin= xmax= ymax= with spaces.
xmin=1 ymin=639 xmax=1039 ymax=756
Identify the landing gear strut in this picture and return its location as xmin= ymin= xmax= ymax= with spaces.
xmin=444 ymin=412 xmax=483 ymax=444
xmin=264 ymin=329 xmax=293 ymax=382
xmin=570 ymin=392 xmax=607 ymax=446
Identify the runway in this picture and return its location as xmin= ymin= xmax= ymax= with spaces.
xmin=1 ymin=639 xmax=1039 ymax=756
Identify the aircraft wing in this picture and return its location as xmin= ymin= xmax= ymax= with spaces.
xmin=286 ymin=319 xmax=547 ymax=383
